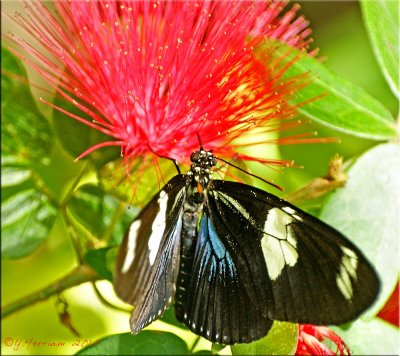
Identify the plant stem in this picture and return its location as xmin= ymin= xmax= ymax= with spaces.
xmin=60 ymin=161 xmax=91 ymax=208
xmin=190 ymin=336 xmax=201 ymax=353
xmin=1 ymin=264 xmax=100 ymax=319
xmin=61 ymin=208 xmax=85 ymax=263
xmin=284 ymin=154 xmax=347 ymax=204
xmin=91 ymin=282 xmax=131 ymax=313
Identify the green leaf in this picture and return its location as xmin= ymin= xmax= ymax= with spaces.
xmin=361 ymin=0 xmax=399 ymax=98
xmin=104 ymin=195 xmax=138 ymax=246
xmin=1 ymin=47 xmax=56 ymax=258
xmin=84 ymin=247 xmax=115 ymax=281
xmin=68 ymin=184 xmax=106 ymax=237
xmin=320 ymin=143 xmax=400 ymax=318
xmin=1 ymin=188 xmax=57 ymax=259
xmin=332 ymin=318 xmax=400 ymax=355
xmin=1 ymin=46 xmax=27 ymax=99
xmin=76 ymin=331 xmax=189 ymax=355
xmin=98 ymin=156 xmax=178 ymax=206
xmin=274 ymin=43 xmax=397 ymax=140
xmin=231 ymin=321 xmax=298 ymax=355
xmin=193 ymin=351 xmax=213 ymax=355
xmin=1 ymin=164 xmax=32 ymax=188
xmin=1 ymin=46 xmax=53 ymax=166
xmin=68 ymin=184 xmax=136 ymax=243
xmin=211 ymin=343 xmax=228 ymax=354
xmin=52 ymin=93 xmax=119 ymax=166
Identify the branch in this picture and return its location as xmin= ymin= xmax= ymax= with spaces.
xmin=284 ymin=154 xmax=347 ymax=204
xmin=1 ymin=264 xmax=101 ymax=318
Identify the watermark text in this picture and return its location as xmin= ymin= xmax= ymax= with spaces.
xmin=3 ymin=337 xmax=98 ymax=352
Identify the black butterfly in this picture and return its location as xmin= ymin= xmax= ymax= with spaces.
xmin=114 ymin=147 xmax=379 ymax=344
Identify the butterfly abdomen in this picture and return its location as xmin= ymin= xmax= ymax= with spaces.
xmin=175 ymin=195 xmax=203 ymax=320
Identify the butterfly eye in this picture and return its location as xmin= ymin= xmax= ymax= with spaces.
xmin=190 ymin=151 xmax=201 ymax=162
xmin=210 ymin=157 xmax=217 ymax=166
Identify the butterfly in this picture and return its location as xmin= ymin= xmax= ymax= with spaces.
xmin=113 ymin=147 xmax=379 ymax=344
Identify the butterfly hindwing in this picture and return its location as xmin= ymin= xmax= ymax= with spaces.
xmin=208 ymin=179 xmax=379 ymax=325
xmin=114 ymin=174 xmax=188 ymax=332
xmin=176 ymin=211 xmax=273 ymax=344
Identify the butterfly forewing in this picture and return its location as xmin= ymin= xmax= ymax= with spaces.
xmin=208 ymin=180 xmax=380 ymax=325
xmin=114 ymin=174 xmax=188 ymax=332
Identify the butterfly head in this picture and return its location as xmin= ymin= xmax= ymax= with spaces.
xmin=188 ymin=148 xmax=217 ymax=188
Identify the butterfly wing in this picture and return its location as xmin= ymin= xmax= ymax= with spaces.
xmin=175 ymin=210 xmax=273 ymax=344
xmin=114 ymin=174 xmax=188 ymax=333
xmin=206 ymin=179 xmax=379 ymax=325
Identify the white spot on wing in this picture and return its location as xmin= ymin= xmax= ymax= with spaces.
xmin=261 ymin=208 xmax=298 ymax=280
xmin=261 ymin=236 xmax=285 ymax=280
xmin=341 ymin=246 xmax=358 ymax=277
xmin=336 ymin=246 xmax=359 ymax=300
xmin=336 ymin=275 xmax=351 ymax=300
xmin=218 ymin=192 xmax=255 ymax=224
xmin=286 ymin=230 xmax=297 ymax=247
xmin=148 ymin=190 xmax=168 ymax=265
xmin=264 ymin=208 xmax=293 ymax=240
xmin=121 ymin=220 xmax=142 ymax=273
xmin=281 ymin=240 xmax=299 ymax=266
xmin=283 ymin=206 xmax=296 ymax=214
xmin=283 ymin=206 xmax=303 ymax=221
xmin=171 ymin=189 xmax=183 ymax=212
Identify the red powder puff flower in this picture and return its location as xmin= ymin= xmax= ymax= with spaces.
xmin=296 ymin=324 xmax=351 ymax=356
xmin=377 ymin=280 xmax=400 ymax=327
xmin=8 ymin=0 xmax=314 ymax=179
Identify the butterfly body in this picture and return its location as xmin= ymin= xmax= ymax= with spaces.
xmin=114 ymin=148 xmax=379 ymax=344
xmin=174 ymin=185 xmax=203 ymax=321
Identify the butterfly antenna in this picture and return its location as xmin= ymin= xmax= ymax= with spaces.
xmin=172 ymin=159 xmax=181 ymax=174
xmin=158 ymin=156 xmax=180 ymax=174
xmin=196 ymin=132 xmax=204 ymax=150
xmin=148 ymin=145 xmax=181 ymax=174
xmin=216 ymin=157 xmax=283 ymax=191
xmin=159 ymin=155 xmax=181 ymax=174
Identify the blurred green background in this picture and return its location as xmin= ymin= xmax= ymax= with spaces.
xmin=1 ymin=1 xmax=398 ymax=355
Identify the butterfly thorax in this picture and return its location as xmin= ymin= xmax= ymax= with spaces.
xmin=186 ymin=148 xmax=217 ymax=201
